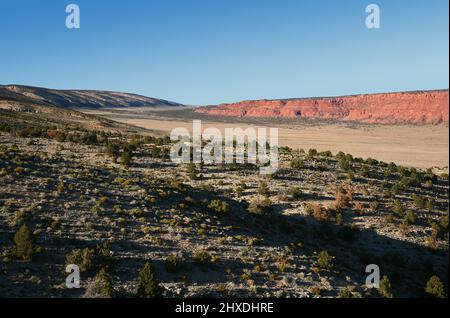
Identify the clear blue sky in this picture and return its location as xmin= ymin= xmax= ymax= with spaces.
xmin=0 ymin=0 xmax=448 ymax=105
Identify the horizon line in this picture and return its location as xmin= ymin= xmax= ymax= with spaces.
xmin=1 ymin=83 xmax=448 ymax=106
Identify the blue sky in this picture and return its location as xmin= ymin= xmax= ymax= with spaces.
xmin=0 ymin=0 xmax=448 ymax=105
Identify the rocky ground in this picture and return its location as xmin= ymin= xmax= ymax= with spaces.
xmin=0 ymin=118 xmax=448 ymax=298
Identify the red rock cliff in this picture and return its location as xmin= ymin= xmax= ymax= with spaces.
xmin=195 ymin=90 xmax=449 ymax=125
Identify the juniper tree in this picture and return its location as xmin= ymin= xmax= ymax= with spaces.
xmin=137 ymin=262 xmax=160 ymax=298
xmin=12 ymin=224 xmax=38 ymax=261
xmin=121 ymin=150 xmax=133 ymax=167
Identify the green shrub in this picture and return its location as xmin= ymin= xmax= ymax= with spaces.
xmin=121 ymin=150 xmax=133 ymax=167
xmin=137 ymin=262 xmax=160 ymax=298
xmin=83 ymin=268 xmax=113 ymax=298
xmin=94 ymin=242 xmax=115 ymax=268
xmin=150 ymin=146 xmax=161 ymax=158
xmin=14 ymin=167 xmax=25 ymax=175
xmin=405 ymin=210 xmax=417 ymax=225
xmin=169 ymin=178 xmax=185 ymax=192
xmin=412 ymin=194 xmax=425 ymax=208
xmin=12 ymin=210 xmax=29 ymax=226
xmin=359 ymin=165 xmax=369 ymax=178
xmin=385 ymin=213 xmax=394 ymax=224
xmin=193 ymin=249 xmax=211 ymax=266
xmin=57 ymin=182 xmax=65 ymax=194
xmin=339 ymin=157 xmax=352 ymax=171
xmin=369 ymin=201 xmax=379 ymax=212
xmin=290 ymin=158 xmax=305 ymax=169
xmin=366 ymin=157 xmax=378 ymax=166
xmin=338 ymin=286 xmax=360 ymax=298
xmin=65 ymin=242 xmax=114 ymax=272
xmin=129 ymin=208 xmax=144 ymax=217
xmin=400 ymin=218 xmax=409 ymax=233
xmin=65 ymin=248 xmax=96 ymax=272
xmin=379 ymin=276 xmax=393 ymax=298
xmin=316 ymin=251 xmax=334 ymax=271
xmin=12 ymin=224 xmax=40 ymax=261
xmin=397 ymin=166 xmax=408 ymax=177
xmin=208 ymin=199 xmax=230 ymax=214
xmin=308 ymin=149 xmax=318 ymax=157
xmin=50 ymin=217 xmax=61 ymax=230
xmin=82 ymin=132 xmax=99 ymax=145
xmin=390 ymin=184 xmax=400 ymax=196
xmin=55 ymin=131 xmax=67 ymax=142
xmin=165 ymin=254 xmax=183 ymax=272
xmin=276 ymin=254 xmax=289 ymax=272
xmin=393 ymin=200 xmax=404 ymax=216
xmin=347 ymin=172 xmax=355 ymax=181
xmin=387 ymin=162 xmax=397 ymax=173
xmin=97 ymin=195 xmax=109 ymax=207
xmin=400 ymin=176 xmax=411 ymax=188
xmin=288 ymin=187 xmax=302 ymax=200
xmin=319 ymin=150 xmax=332 ymax=157
xmin=186 ymin=163 xmax=198 ymax=180
xmin=439 ymin=209 xmax=449 ymax=232
xmin=335 ymin=212 xmax=343 ymax=225
xmin=114 ymin=205 xmax=124 ymax=214
xmin=426 ymin=234 xmax=438 ymax=250
xmin=258 ymin=181 xmax=269 ymax=196
xmin=426 ymin=198 xmax=434 ymax=212
xmin=105 ymin=142 xmax=120 ymax=161
xmin=425 ymin=276 xmax=447 ymax=298
xmin=247 ymin=198 xmax=273 ymax=215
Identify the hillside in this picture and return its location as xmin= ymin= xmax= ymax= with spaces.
xmin=0 ymin=85 xmax=184 ymax=109
xmin=0 ymin=115 xmax=448 ymax=298
xmin=195 ymin=90 xmax=449 ymax=125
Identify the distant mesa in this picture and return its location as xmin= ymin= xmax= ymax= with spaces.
xmin=0 ymin=84 xmax=184 ymax=109
xmin=195 ymin=90 xmax=449 ymax=125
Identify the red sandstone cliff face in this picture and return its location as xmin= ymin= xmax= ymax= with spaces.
xmin=195 ymin=90 xmax=449 ymax=125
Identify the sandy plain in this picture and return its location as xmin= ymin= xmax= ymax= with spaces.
xmin=81 ymin=107 xmax=449 ymax=170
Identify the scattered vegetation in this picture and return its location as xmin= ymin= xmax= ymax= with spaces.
xmin=0 ymin=116 xmax=447 ymax=298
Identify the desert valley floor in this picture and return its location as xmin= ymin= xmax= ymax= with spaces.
xmin=82 ymin=107 xmax=449 ymax=171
